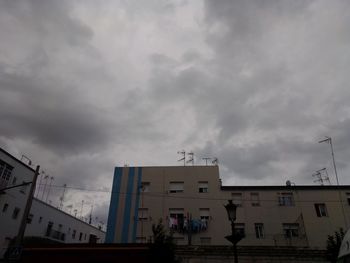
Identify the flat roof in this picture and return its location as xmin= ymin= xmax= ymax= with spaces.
xmin=221 ymin=185 xmax=350 ymax=191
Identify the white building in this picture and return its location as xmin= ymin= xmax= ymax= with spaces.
xmin=25 ymin=198 xmax=105 ymax=244
xmin=0 ymin=147 xmax=35 ymax=258
xmin=0 ymin=147 xmax=105 ymax=258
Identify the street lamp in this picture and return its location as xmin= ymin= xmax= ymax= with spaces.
xmin=224 ymin=200 xmax=241 ymax=263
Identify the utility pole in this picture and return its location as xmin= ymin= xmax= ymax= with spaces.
xmin=14 ymin=165 xmax=40 ymax=246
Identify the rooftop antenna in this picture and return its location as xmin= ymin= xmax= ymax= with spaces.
xmin=177 ymin=150 xmax=186 ymax=166
xmin=202 ymin=157 xmax=211 ymax=166
xmin=186 ymin=152 xmax=194 ymax=165
xmin=36 ymin=170 xmax=45 ymax=198
xmin=59 ymin=184 xmax=67 ymax=209
xmin=41 ymin=174 xmax=49 ymax=200
xmin=212 ymin=157 xmax=219 ymax=166
xmin=316 ymin=167 xmax=331 ymax=185
xmin=312 ymin=171 xmax=324 ymax=185
xmin=80 ymin=200 xmax=85 ymax=219
xmin=45 ymin=176 xmax=54 ymax=202
xmin=89 ymin=204 xmax=93 ymax=224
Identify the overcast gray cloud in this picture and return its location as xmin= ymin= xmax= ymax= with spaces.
xmin=1 ymin=0 xmax=350 ymax=221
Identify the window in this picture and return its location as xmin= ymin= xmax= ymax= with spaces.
xmin=1 ymin=165 xmax=13 ymax=181
xmin=12 ymin=207 xmax=20 ymax=219
xmin=169 ymin=208 xmax=184 ymax=230
xmin=2 ymin=203 xmax=9 ymax=212
xmin=234 ymin=223 xmax=245 ymax=237
xmin=200 ymin=237 xmax=211 ymax=245
xmin=255 ymin=223 xmax=264 ymax=239
xmin=315 ymin=203 xmax=328 ymax=217
xmin=232 ymin=193 xmax=243 ymax=207
xmin=138 ymin=208 xmax=149 ymax=220
xmin=278 ymin=193 xmax=294 ymax=206
xmin=283 ymin=223 xmax=299 ymax=238
xmin=141 ymin=182 xmax=150 ymax=192
xmin=27 ymin=214 xmax=34 ymax=224
xmin=347 ymin=193 xmax=350 ymax=205
xmin=169 ymin=182 xmax=184 ymax=193
xmin=0 ymin=160 xmax=14 ymax=188
xmin=72 ymin=230 xmax=76 ymax=239
xmin=198 ymin=181 xmax=208 ymax=193
xmin=38 ymin=216 xmax=43 ymax=223
xmin=251 ymin=193 xmax=260 ymax=206
xmin=79 ymin=232 xmax=83 ymax=241
xmin=199 ymin=208 xmax=210 ymax=220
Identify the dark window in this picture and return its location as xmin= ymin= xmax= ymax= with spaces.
xmin=72 ymin=230 xmax=76 ymax=239
xmin=46 ymin=222 xmax=53 ymax=237
xmin=2 ymin=203 xmax=9 ymax=212
xmin=255 ymin=223 xmax=264 ymax=239
xmin=169 ymin=182 xmax=184 ymax=193
xmin=315 ymin=203 xmax=328 ymax=217
xmin=38 ymin=216 xmax=43 ymax=223
xmin=79 ymin=232 xmax=83 ymax=241
xmin=283 ymin=223 xmax=299 ymax=238
xmin=278 ymin=193 xmax=294 ymax=206
xmin=12 ymin=207 xmax=20 ymax=219
xmin=234 ymin=223 xmax=245 ymax=237
xmin=27 ymin=214 xmax=34 ymax=224
xmin=198 ymin=182 xmax=208 ymax=193
xmin=141 ymin=182 xmax=150 ymax=192
xmin=251 ymin=193 xmax=260 ymax=206
xmin=346 ymin=193 xmax=350 ymax=205
xmin=84 ymin=233 xmax=87 ymax=240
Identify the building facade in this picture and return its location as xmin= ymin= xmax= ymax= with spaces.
xmin=24 ymin=198 xmax=105 ymax=244
xmin=0 ymin=147 xmax=36 ymax=258
xmin=0 ymin=147 xmax=105 ymax=258
xmin=106 ymin=165 xmax=350 ymax=249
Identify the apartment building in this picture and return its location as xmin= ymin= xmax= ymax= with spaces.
xmin=106 ymin=165 xmax=350 ymax=249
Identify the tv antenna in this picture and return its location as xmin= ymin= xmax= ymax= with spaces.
xmin=312 ymin=168 xmax=331 ymax=185
xmin=202 ymin=157 xmax=211 ymax=166
xmin=177 ymin=150 xmax=186 ymax=166
xmin=59 ymin=184 xmax=67 ymax=209
xmin=212 ymin=157 xmax=219 ymax=165
xmin=186 ymin=152 xmax=194 ymax=165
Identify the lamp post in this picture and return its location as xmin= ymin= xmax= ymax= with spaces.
xmin=224 ymin=200 xmax=241 ymax=263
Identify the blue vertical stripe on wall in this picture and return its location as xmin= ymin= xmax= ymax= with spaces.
xmin=121 ymin=167 xmax=135 ymax=243
xmin=105 ymin=167 xmax=123 ymax=243
xmin=132 ymin=167 xmax=142 ymax=242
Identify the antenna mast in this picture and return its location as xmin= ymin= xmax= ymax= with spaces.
xmin=177 ymin=150 xmax=186 ymax=166
xmin=186 ymin=152 xmax=194 ymax=165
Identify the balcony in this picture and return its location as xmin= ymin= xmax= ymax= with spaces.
xmin=45 ymin=229 xmax=66 ymax=242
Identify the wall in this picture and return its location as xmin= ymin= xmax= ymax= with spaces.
xmin=25 ymin=198 xmax=105 ymax=244
xmin=0 ymin=149 xmax=35 ymax=258
xmin=106 ymin=165 xmax=350 ymax=250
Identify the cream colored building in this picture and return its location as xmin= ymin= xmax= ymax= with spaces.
xmin=106 ymin=165 xmax=350 ymax=249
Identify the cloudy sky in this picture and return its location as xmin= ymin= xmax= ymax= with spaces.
xmin=1 ymin=0 xmax=350 ymax=223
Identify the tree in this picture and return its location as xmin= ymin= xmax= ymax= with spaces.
xmin=148 ymin=219 xmax=179 ymax=263
xmin=326 ymin=228 xmax=345 ymax=263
